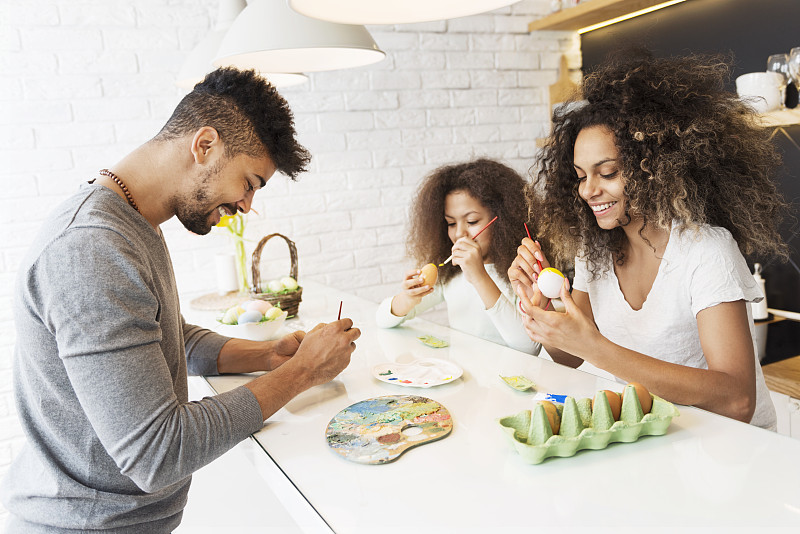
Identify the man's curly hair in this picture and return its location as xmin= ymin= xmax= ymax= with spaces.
xmin=532 ymin=49 xmax=788 ymax=278
xmin=407 ymin=158 xmax=532 ymax=286
xmin=155 ymin=67 xmax=310 ymax=179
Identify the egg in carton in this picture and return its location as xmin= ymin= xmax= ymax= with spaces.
xmin=498 ymin=384 xmax=680 ymax=464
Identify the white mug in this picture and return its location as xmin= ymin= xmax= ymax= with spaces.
xmin=735 ymin=72 xmax=783 ymax=113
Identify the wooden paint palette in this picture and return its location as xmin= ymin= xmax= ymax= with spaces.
xmin=325 ymin=395 xmax=453 ymax=464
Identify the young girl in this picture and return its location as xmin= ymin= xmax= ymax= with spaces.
xmin=377 ymin=158 xmax=541 ymax=354
xmin=510 ymin=50 xmax=788 ymax=429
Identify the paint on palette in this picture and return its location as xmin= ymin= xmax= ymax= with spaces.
xmin=325 ymin=395 xmax=453 ymax=464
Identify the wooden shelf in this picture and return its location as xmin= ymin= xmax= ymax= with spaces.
xmin=528 ymin=0 xmax=676 ymax=32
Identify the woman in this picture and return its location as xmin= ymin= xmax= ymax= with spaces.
xmin=511 ymin=50 xmax=788 ymax=428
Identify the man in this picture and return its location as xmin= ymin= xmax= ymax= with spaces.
xmin=0 ymin=68 xmax=360 ymax=532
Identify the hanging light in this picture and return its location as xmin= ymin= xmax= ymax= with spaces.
xmin=176 ymin=0 xmax=308 ymax=89
xmin=288 ymin=0 xmax=522 ymax=25
xmin=213 ymin=0 xmax=385 ymax=73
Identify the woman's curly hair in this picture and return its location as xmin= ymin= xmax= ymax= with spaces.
xmin=532 ymin=48 xmax=788 ymax=278
xmin=407 ymin=158 xmax=532 ymax=286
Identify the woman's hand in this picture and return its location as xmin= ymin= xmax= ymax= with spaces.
xmin=390 ymin=268 xmax=434 ymax=317
xmin=450 ymin=235 xmax=488 ymax=284
xmin=521 ymin=280 xmax=599 ymax=357
xmin=510 ymin=238 xmax=549 ymax=311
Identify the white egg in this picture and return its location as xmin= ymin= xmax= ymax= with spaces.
xmin=537 ymin=268 xmax=565 ymax=299
xmin=243 ymin=299 xmax=272 ymax=314
xmin=280 ymin=276 xmax=298 ymax=291
xmin=267 ymin=279 xmax=284 ymax=293
xmin=237 ymin=310 xmax=264 ymax=324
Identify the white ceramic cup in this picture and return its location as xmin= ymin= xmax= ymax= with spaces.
xmin=735 ymin=72 xmax=783 ymax=113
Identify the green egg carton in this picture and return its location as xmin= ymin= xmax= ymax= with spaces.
xmin=498 ymin=385 xmax=679 ymax=464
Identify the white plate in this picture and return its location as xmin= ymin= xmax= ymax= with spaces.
xmin=372 ymin=358 xmax=463 ymax=388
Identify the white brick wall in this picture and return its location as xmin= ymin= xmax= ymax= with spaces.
xmin=0 ymin=0 xmax=580 ymax=524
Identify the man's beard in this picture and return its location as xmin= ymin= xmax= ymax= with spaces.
xmin=175 ymin=162 xmax=220 ymax=235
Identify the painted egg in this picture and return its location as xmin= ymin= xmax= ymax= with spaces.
xmin=220 ymin=306 xmax=240 ymax=325
xmin=537 ymin=267 xmax=565 ymax=299
xmin=265 ymin=307 xmax=284 ymax=320
xmin=280 ymin=276 xmax=298 ymax=291
xmin=267 ymin=279 xmax=284 ymax=293
xmin=243 ymin=300 xmax=272 ymax=314
xmin=420 ymin=263 xmax=438 ymax=287
xmin=237 ymin=310 xmax=263 ymax=324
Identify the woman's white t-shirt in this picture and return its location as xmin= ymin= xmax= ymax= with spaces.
xmin=572 ymin=223 xmax=776 ymax=430
xmin=376 ymin=264 xmax=541 ymax=354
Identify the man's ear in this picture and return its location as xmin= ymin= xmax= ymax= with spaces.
xmin=190 ymin=126 xmax=221 ymax=164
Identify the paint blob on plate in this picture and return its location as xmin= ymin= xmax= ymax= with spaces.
xmin=373 ymin=358 xmax=463 ymax=388
xmin=325 ymin=395 xmax=453 ymax=464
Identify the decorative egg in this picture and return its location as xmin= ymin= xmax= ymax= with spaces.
xmin=220 ymin=306 xmax=240 ymax=325
xmin=267 ymin=279 xmax=284 ymax=293
xmin=537 ymin=267 xmax=565 ymax=299
xmin=265 ymin=307 xmax=284 ymax=320
xmin=237 ymin=310 xmax=264 ymax=325
xmin=243 ymin=299 xmax=272 ymax=314
xmin=280 ymin=276 xmax=298 ymax=291
xmin=420 ymin=263 xmax=438 ymax=287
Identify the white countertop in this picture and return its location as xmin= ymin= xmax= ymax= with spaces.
xmin=182 ymin=281 xmax=800 ymax=533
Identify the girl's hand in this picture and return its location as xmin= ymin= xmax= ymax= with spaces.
xmin=390 ymin=268 xmax=434 ymax=317
xmin=521 ymin=280 xmax=600 ymax=357
xmin=450 ymin=236 xmax=487 ymax=283
xmin=509 ymin=238 xmax=548 ymax=300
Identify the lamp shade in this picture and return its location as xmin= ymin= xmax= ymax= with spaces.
xmin=176 ymin=0 xmax=308 ymax=89
xmin=213 ymin=0 xmax=385 ymax=73
xmin=289 ymin=0 xmax=522 ymax=25
xmin=176 ymin=29 xmax=308 ymax=89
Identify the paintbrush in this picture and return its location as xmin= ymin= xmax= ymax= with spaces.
xmin=439 ymin=215 xmax=499 ymax=266
xmin=524 ymin=222 xmax=550 ymax=311
xmin=337 ymin=301 xmax=343 ymax=321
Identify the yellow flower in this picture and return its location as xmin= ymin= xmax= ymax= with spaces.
xmin=216 ymin=214 xmax=238 ymax=228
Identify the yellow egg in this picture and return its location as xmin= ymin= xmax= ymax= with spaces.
xmin=624 ymin=382 xmax=652 ymax=414
xmin=537 ymin=267 xmax=565 ymax=299
xmin=538 ymin=400 xmax=561 ymax=435
xmin=420 ymin=263 xmax=438 ymax=287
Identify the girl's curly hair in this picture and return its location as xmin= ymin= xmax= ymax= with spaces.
xmin=407 ymin=158 xmax=532 ymax=285
xmin=532 ymin=49 xmax=788 ymax=278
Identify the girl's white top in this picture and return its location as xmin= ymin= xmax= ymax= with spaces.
xmin=572 ymin=223 xmax=775 ymax=429
xmin=376 ymin=264 xmax=541 ymax=355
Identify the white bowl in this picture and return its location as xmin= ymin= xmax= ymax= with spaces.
xmin=735 ymin=72 xmax=783 ymax=113
xmin=214 ymin=310 xmax=289 ymax=341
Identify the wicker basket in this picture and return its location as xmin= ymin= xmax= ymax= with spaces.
xmin=249 ymin=233 xmax=303 ymax=317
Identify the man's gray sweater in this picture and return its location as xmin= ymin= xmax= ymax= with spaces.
xmin=1 ymin=184 xmax=264 ymax=532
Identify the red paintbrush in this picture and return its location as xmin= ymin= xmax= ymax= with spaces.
xmin=337 ymin=301 xmax=343 ymax=321
xmin=524 ymin=223 xmax=550 ymax=311
xmin=439 ymin=215 xmax=499 ymax=266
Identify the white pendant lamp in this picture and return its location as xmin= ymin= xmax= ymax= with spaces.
xmin=213 ymin=0 xmax=385 ymax=73
xmin=289 ymin=0 xmax=523 ymax=25
xmin=176 ymin=0 xmax=308 ymax=89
